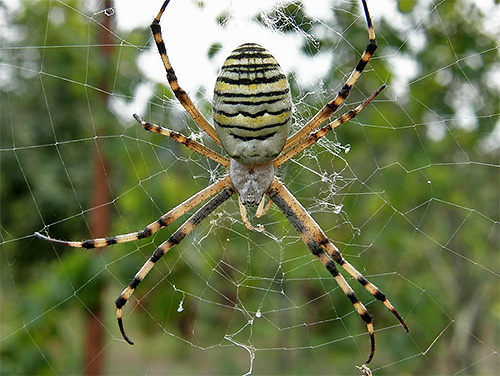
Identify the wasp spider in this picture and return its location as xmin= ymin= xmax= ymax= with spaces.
xmin=36 ymin=0 xmax=408 ymax=364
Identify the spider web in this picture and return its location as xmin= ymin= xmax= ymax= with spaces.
xmin=1 ymin=0 xmax=499 ymax=375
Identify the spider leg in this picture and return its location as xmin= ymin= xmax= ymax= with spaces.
xmin=275 ymin=85 xmax=385 ymax=167
xmin=115 ymin=186 xmax=235 ymax=344
xmin=322 ymin=239 xmax=409 ymax=333
xmin=284 ymin=0 xmax=376 ymax=149
xmin=35 ymin=176 xmax=231 ymax=249
xmin=267 ymin=177 xmax=408 ymax=363
xmin=151 ymin=0 xmax=220 ymax=144
xmin=133 ymin=114 xmax=229 ymax=167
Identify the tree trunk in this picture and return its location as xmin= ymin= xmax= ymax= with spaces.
xmin=84 ymin=1 xmax=114 ymax=374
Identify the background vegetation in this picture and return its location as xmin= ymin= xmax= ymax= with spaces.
xmin=1 ymin=0 xmax=499 ymax=375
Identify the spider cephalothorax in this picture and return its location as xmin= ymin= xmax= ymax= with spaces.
xmin=36 ymin=0 xmax=408 ymax=365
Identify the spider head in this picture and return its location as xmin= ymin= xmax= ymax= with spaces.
xmin=229 ymin=159 xmax=274 ymax=206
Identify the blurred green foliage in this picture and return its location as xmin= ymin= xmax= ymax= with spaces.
xmin=1 ymin=1 xmax=498 ymax=375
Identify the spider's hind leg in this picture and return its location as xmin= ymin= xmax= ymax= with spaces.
xmin=150 ymin=0 xmax=220 ymax=143
xmin=284 ymin=0 xmax=377 ymax=149
xmin=133 ymin=114 xmax=229 ymax=167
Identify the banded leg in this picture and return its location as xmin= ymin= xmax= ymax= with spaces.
xmin=267 ymin=177 xmax=408 ymax=363
xmin=35 ymin=176 xmax=231 ymax=248
xmin=322 ymin=241 xmax=409 ymax=333
xmin=284 ymin=0 xmax=377 ymax=149
xmin=133 ymin=114 xmax=230 ymax=167
xmin=275 ymin=85 xmax=385 ymax=167
xmin=151 ymin=0 xmax=220 ymax=144
xmin=116 ymin=186 xmax=236 ymax=345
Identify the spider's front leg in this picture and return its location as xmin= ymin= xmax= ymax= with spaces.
xmin=115 ymin=187 xmax=235 ymax=344
xmin=35 ymin=177 xmax=231 ymax=249
xmin=267 ymin=177 xmax=408 ymax=364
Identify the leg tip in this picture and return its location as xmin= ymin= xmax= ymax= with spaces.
xmin=117 ymin=316 xmax=134 ymax=345
xmin=364 ymin=322 xmax=375 ymax=364
xmin=132 ymin=113 xmax=142 ymax=123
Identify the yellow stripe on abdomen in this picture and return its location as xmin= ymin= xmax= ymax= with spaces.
xmin=213 ymin=43 xmax=292 ymax=165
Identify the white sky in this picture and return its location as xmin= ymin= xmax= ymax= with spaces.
xmin=109 ymin=0 xmax=499 ymax=93
xmin=4 ymin=0 xmax=499 ymax=96
xmin=4 ymin=0 xmax=499 ymax=144
xmin=108 ymin=0 xmax=344 ymax=122
xmin=112 ymin=0 xmax=339 ymax=95
xmin=1 ymin=0 xmax=374 ymax=125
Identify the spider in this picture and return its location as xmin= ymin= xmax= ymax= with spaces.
xmin=35 ymin=0 xmax=408 ymax=364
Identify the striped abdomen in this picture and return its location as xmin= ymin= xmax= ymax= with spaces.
xmin=213 ymin=43 xmax=292 ymax=165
